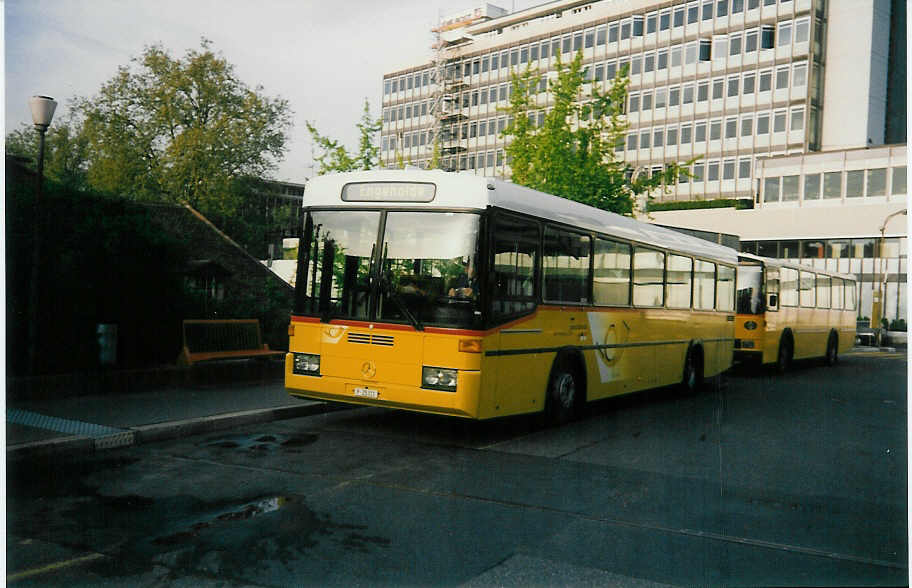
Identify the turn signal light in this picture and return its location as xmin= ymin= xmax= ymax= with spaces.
xmin=458 ymin=339 xmax=482 ymax=353
xmin=288 ymin=324 xmax=296 ymax=337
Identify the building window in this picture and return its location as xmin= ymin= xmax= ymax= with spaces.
xmin=674 ymin=6 xmax=685 ymax=27
xmin=609 ymin=23 xmax=619 ymax=43
xmin=707 ymin=161 xmax=720 ymax=181
xmin=804 ymin=173 xmax=821 ymax=199
xmin=892 ymin=166 xmax=907 ymax=195
xmin=739 ymin=158 xmax=752 ymax=179
xmin=698 ymin=82 xmax=710 ymax=102
xmin=717 ymin=0 xmax=728 ymax=17
xmin=757 ymin=113 xmax=770 ymax=134
xmin=688 ymin=3 xmax=700 ymax=24
xmin=741 ymin=116 xmax=753 ymax=136
xmin=667 ymin=127 xmax=678 ymax=145
xmin=585 ymin=29 xmax=595 ymax=48
xmin=764 ymin=177 xmax=780 ymax=202
xmin=644 ymin=53 xmax=655 ymax=72
xmin=761 ymin=25 xmax=775 ymax=49
xmin=695 ymin=122 xmax=706 ymax=142
xmin=730 ymin=33 xmax=742 ymax=56
xmin=694 ymin=162 xmax=705 ymax=181
xmin=710 ymin=119 xmax=722 ymax=140
xmin=727 ymin=76 xmax=739 ymax=97
xmin=796 ymin=18 xmax=810 ymax=43
xmin=654 ymin=129 xmax=664 ymax=147
xmin=823 ymin=171 xmax=842 ymax=199
xmin=776 ymin=67 xmax=789 ymax=89
xmin=681 ymin=124 xmax=692 ymax=144
xmin=683 ymin=84 xmax=695 ymax=104
xmin=699 ymin=40 xmax=712 ymax=61
xmin=846 ymin=170 xmax=864 ymax=198
xmin=759 ymin=70 xmax=772 ymax=92
xmin=745 ymin=29 xmax=758 ymax=52
xmin=596 ymin=26 xmax=606 ymax=45
xmin=714 ymin=37 xmax=728 ymax=59
xmin=732 ymin=0 xmax=745 ymax=13
xmin=661 ymin=10 xmax=671 ymax=30
xmin=790 ymin=107 xmax=804 ymax=131
xmin=723 ymin=159 xmax=735 ymax=180
xmin=778 ymin=21 xmax=793 ymax=46
xmin=725 ymin=117 xmax=737 ymax=138
xmin=866 ymin=168 xmax=887 ymax=197
xmin=655 ymin=88 xmax=667 ymax=108
xmin=629 ymin=94 xmax=640 ymax=112
xmin=627 ymin=134 xmax=638 ymax=150
xmin=658 ymin=50 xmax=668 ymax=70
xmin=782 ymin=175 xmax=800 ymax=201
xmin=669 ymin=87 xmax=680 ymax=106
xmin=702 ymin=1 xmax=714 ymax=21
xmin=640 ymin=130 xmax=651 ymax=149
xmin=793 ymin=62 xmax=807 ymax=86
xmin=773 ymin=111 xmax=787 ymax=133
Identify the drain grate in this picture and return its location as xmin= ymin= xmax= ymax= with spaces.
xmin=8 ymin=409 xmax=135 ymax=450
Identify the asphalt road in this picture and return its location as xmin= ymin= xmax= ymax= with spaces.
xmin=7 ymin=352 xmax=908 ymax=586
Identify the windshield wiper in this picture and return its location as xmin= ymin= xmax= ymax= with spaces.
xmin=378 ymin=272 xmax=424 ymax=331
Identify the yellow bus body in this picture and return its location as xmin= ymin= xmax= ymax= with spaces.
xmin=735 ymin=307 xmax=856 ymax=365
xmin=287 ymin=305 xmax=733 ymax=420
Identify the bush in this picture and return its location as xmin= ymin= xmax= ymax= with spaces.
xmin=889 ymin=318 xmax=907 ymax=332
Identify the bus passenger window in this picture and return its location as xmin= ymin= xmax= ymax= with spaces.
xmin=694 ymin=260 xmax=716 ymax=310
xmin=492 ymin=215 xmax=539 ymax=319
xmin=799 ymin=271 xmax=816 ymax=307
xmin=716 ymin=265 xmax=736 ymax=311
xmin=816 ymin=274 xmax=831 ymax=308
xmin=543 ymin=227 xmax=591 ymax=303
xmin=765 ymin=268 xmax=779 ymax=311
xmin=845 ymin=281 xmax=857 ymax=310
xmin=832 ymin=278 xmax=844 ymax=310
xmin=633 ymin=247 xmax=665 ymax=307
xmin=780 ymin=267 xmax=799 ymax=306
xmin=666 ymin=254 xmax=693 ymax=309
xmin=594 ymin=238 xmax=631 ymax=306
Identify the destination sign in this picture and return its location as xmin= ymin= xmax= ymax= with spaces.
xmin=341 ymin=182 xmax=436 ymax=202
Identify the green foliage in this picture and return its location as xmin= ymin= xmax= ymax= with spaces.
xmin=889 ymin=318 xmax=907 ymax=331
xmin=308 ymin=98 xmax=381 ymax=174
xmin=501 ymin=51 xmax=685 ymax=215
xmin=5 ymin=113 xmax=90 ymax=191
xmin=647 ymin=198 xmax=754 ymax=212
xmin=76 ymin=38 xmax=292 ymax=218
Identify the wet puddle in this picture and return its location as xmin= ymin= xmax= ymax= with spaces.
xmin=204 ymin=433 xmax=319 ymax=452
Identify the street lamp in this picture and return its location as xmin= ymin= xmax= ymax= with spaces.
xmin=26 ymin=95 xmax=57 ymax=375
xmin=872 ymin=208 xmax=907 ymax=344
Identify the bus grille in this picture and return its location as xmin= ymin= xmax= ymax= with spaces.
xmin=347 ymin=332 xmax=395 ymax=347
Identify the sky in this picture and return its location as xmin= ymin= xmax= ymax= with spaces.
xmin=5 ymin=0 xmax=543 ymax=183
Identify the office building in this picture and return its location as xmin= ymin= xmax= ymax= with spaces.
xmin=379 ymin=0 xmax=907 ymax=323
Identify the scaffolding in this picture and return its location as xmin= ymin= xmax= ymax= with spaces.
xmin=429 ymin=5 xmax=506 ymax=171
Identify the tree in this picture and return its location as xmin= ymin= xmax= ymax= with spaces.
xmin=5 ymin=112 xmax=90 ymax=191
xmin=75 ymin=38 xmax=292 ymax=218
xmin=307 ymin=99 xmax=381 ymax=174
xmin=501 ymin=51 xmax=684 ymax=215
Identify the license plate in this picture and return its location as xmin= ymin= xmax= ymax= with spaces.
xmin=353 ymin=387 xmax=379 ymax=399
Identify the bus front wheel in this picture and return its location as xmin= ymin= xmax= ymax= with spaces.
xmin=776 ymin=335 xmax=793 ymax=374
xmin=545 ymin=359 xmax=579 ymax=426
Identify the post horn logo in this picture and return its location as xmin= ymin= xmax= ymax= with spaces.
xmin=596 ymin=321 xmax=631 ymax=367
xmin=360 ymin=360 xmax=377 ymax=379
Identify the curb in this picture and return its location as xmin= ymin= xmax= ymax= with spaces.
xmin=7 ymin=401 xmax=342 ymax=462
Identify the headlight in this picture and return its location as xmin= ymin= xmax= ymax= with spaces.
xmin=422 ymin=366 xmax=457 ymax=391
xmin=293 ymin=353 xmax=320 ymax=376
xmin=744 ymin=320 xmax=758 ymax=330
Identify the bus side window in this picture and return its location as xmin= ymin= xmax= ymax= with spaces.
xmin=832 ymin=278 xmax=844 ymax=310
xmin=716 ymin=265 xmax=736 ymax=311
xmin=593 ymin=238 xmax=631 ymax=306
xmin=491 ymin=214 xmax=539 ymax=320
xmin=543 ymin=226 xmax=591 ymax=304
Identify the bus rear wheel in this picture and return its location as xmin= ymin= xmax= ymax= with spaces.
xmin=776 ymin=335 xmax=793 ymax=374
xmin=545 ymin=359 xmax=579 ymax=426
xmin=681 ymin=345 xmax=703 ymax=394
xmin=825 ymin=333 xmax=838 ymax=366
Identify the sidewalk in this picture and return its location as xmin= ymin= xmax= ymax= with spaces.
xmin=6 ymin=375 xmax=335 ymax=461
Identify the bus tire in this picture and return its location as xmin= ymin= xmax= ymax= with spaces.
xmin=776 ymin=333 xmax=793 ymax=374
xmin=681 ymin=344 xmax=704 ymax=395
xmin=545 ymin=357 xmax=580 ymax=426
xmin=825 ymin=332 xmax=838 ymax=366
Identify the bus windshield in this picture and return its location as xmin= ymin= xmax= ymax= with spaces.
xmin=736 ymin=265 xmax=764 ymax=314
xmin=297 ymin=210 xmax=482 ymax=329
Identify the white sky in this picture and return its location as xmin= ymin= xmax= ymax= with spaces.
xmin=5 ymin=0 xmax=542 ymax=183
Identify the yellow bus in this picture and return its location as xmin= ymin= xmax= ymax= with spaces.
xmin=734 ymin=253 xmax=857 ymax=371
xmin=286 ymin=170 xmax=739 ymax=424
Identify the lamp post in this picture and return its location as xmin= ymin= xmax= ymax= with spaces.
xmin=26 ymin=95 xmax=57 ymax=376
xmin=872 ymin=208 xmax=907 ymax=346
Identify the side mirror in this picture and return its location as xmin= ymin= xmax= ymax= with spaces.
xmin=767 ymin=294 xmax=778 ymax=310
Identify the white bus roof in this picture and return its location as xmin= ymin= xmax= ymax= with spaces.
xmin=304 ymin=170 xmax=739 ymax=264
xmin=738 ymin=252 xmax=857 ymax=281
